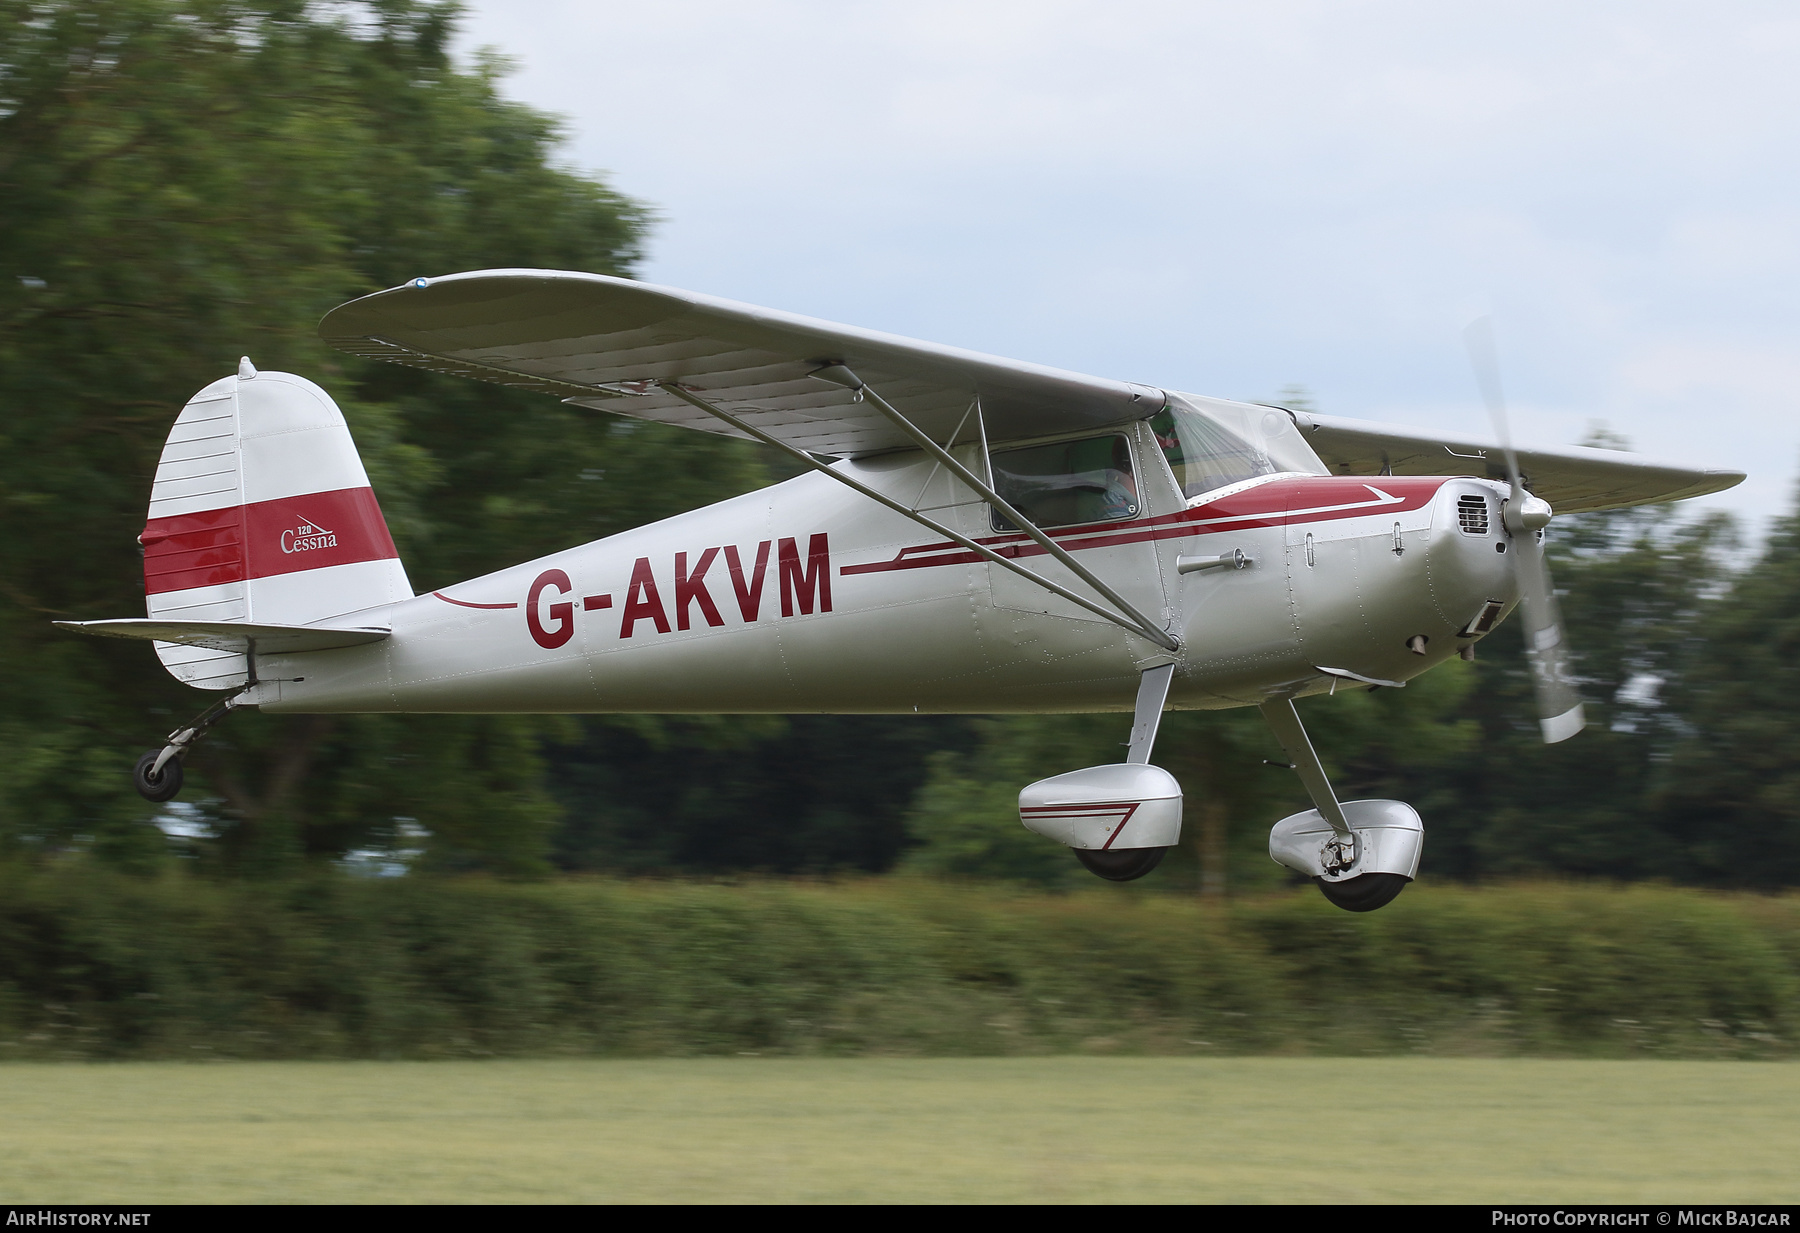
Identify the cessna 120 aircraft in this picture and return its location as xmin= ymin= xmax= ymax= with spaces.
xmin=58 ymin=271 xmax=1744 ymax=910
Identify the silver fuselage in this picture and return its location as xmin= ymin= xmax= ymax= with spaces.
xmin=245 ymin=418 xmax=1517 ymax=718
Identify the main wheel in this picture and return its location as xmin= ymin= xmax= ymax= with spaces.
xmin=1315 ymin=872 xmax=1408 ymax=912
xmin=1074 ymin=846 xmax=1168 ymax=882
xmin=133 ymin=751 xmax=183 ymax=803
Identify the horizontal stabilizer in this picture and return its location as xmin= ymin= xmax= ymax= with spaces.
xmin=55 ymin=619 xmax=390 ymax=654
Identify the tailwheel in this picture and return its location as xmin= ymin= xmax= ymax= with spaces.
xmin=129 ymin=690 xmax=244 ymax=804
xmin=1074 ymin=846 xmax=1168 ymax=882
xmin=133 ymin=750 xmax=184 ymax=803
xmin=1315 ymin=872 xmax=1409 ymax=912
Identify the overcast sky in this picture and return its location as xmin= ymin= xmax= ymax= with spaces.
xmin=456 ymin=1 xmax=1799 ymax=532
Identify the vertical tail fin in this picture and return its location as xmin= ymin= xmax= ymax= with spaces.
xmin=140 ymin=359 xmax=412 ymax=689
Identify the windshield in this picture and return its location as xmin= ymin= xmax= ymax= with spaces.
xmin=1150 ymin=394 xmax=1328 ymax=501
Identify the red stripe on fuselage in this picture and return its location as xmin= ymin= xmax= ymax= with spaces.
xmin=840 ymin=476 xmax=1447 ymax=576
xmin=141 ymin=487 xmax=398 ymax=595
xmin=432 ymin=592 xmax=520 ymax=610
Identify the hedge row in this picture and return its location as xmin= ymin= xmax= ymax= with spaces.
xmin=0 ymin=868 xmax=1794 ymax=1059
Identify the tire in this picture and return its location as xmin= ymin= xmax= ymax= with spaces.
xmin=1074 ymin=846 xmax=1168 ymax=882
xmin=1315 ymin=872 xmax=1409 ymax=912
xmin=133 ymin=751 xmax=183 ymax=803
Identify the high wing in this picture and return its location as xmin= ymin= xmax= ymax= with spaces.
xmin=1292 ymin=411 xmax=1744 ymax=514
xmin=319 ymin=268 xmax=1744 ymax=512
xmin=319 ymin=269 xmax=1164 ymax=455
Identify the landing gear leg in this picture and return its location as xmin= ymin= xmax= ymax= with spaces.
xmin=1259 ymin=697 xmax=1417 ymax=912
xmin=133 ymin=691 xmax=245 ymax=803
xmin=1068 ymin=663 xmax=1178 ymax=881
xmin=1125 ymin=662 xmax=1175 ymax=766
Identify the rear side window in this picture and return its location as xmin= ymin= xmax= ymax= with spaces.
xmin=990 ymin=433 xmax=1138 ymax=531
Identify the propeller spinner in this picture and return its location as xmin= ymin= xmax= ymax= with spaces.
xmin=1463 ymin=318 xmax=1586 ymax=744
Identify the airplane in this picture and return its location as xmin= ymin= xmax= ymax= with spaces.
xmin=56 ymin=270 xmax=1744 ymax=911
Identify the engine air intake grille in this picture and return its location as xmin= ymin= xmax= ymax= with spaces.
xmin=1457 ymin=494 xmax=1490 ymax=535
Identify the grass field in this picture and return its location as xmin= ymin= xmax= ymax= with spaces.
xmin=2 ymin=1058 xmax=1796 ymax=1203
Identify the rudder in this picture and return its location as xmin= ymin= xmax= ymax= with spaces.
xmin=139 ymin=359 xmax=412 ymax=689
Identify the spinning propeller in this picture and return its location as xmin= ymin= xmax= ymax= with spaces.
xmin=1463 ymin=318 xmax=1586 ymax=744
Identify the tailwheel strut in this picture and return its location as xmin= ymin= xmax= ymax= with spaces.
xmin=133 ymin=691 xmax=246 ymax=803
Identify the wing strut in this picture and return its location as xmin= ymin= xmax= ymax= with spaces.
xmin=655 ymin=381 xmax=1180 ymax=651
xmin=804 ymin=365 xmax=1179 ymax=651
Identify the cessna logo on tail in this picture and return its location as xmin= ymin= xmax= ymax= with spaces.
xmin=280 ymin=516 xmax=338 ymax=554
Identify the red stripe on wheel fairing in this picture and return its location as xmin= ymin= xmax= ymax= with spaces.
xmin=1020 ymin=801 xmax=1141 ymax=849
xmin=140 ymin=487 xmax=398 ymax=595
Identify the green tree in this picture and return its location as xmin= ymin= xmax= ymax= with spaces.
xmin=1657 ymin=492 xmax=1800 ymax=885
xmin=0 ymin=0 xmax=766 ymax=873
xmin=545 ymin=713 xmax=972 ymax=875
xmin=1405 ymin=502 xmax=1740 ymax=881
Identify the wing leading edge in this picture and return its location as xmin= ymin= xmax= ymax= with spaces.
xmin=319 ymin=269 xmax=1163 ymax=456
xmin=318 ymin=268 xmax=1744 ymax=512
xmin=1291 ymin=411 xmax=1744 ymax=514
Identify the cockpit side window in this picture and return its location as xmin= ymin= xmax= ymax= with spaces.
xmin=1149 ymin=403 xmax=1277 ymax=501
xmin=990 ymin=433 xmax=1139 ymax=531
